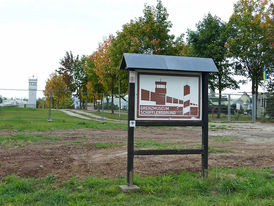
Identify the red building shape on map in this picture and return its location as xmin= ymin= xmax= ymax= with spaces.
xmin=155 ymin=81 xmax=166 ymax=105
xmin=140 ymin=81 xmax=199 ymax=116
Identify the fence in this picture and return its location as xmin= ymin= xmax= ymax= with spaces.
xmin=208 ymin=93 xmax=258 ymax=122
xmin=0 ymin=88 xmax=271 ymax=123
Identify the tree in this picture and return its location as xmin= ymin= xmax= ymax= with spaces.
xmin=226 ymin=0 xmax=273 ymax=106
xmin=187 ymin=13 xmax=239 ymax=118
xmin=86 ymin=53 xmax=104 ymax=111
xmin=44 ymin=73 xmax=73 ymax=109
xmin=171 ymin=34 xmax=190 ymax=57
xmin=56 ymin=51 xmax=79 ymax=92
xmin=110 ymin=0 xmax=175 ymax=58
xmin=73 ymin=56 xmax=89 ymax=109
xmin=93 ymin=37 xmax=119 ymax=114
xmin=37 ymin=97 xmax=46 ymax=108
xmin=109 ymin=0 xmax=183 ymax=93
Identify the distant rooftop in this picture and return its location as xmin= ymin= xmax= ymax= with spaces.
xmin=120 ymin=53 xmax=218 ymax=73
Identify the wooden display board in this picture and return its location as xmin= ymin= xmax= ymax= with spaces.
xmin=119 ymin=53 xmax=218 ymax=191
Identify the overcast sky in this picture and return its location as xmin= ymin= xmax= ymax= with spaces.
xmin=1 ymin=0 xmax=263 ymax=98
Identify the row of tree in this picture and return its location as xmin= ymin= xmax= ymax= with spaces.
xmin=44 ymin=0 xmax=273 ymax=117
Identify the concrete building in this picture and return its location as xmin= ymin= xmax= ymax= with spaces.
xmin=27 ymin=76 xmax=37 ymax=108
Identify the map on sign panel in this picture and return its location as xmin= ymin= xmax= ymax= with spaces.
xmin=136 ymin=73 xmax=201 ymax=120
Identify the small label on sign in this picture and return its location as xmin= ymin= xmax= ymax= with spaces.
xmin=129 ymin=71 xmax=135 ymax=83
xmin=129 ymin=120 xmax=136 ymax=127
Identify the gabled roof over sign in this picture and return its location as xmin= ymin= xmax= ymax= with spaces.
xmin=120 ymin=53 xmax=218 ymax=73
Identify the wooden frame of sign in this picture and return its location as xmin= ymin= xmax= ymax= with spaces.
xmin=120 ymin=53 xmax=217 ymax=190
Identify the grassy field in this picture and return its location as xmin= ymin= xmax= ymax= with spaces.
xmin=87 ymin=110 xmax=128 ymax=121
xmin=0 ymin=107 xmax=126 ymax=131
xmin=0 ymin=167 xmax=273 ymax=206
xmin=1 ymin=107 xmax=273 ymax=205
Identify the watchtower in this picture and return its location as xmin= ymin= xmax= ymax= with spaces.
xmin=27 ymin=76 xmax=37 ymax=108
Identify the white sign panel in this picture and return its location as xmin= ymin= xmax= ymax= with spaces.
xmin=136 ymin=72 xmax=202 ymax=120
xmin=129 ymin=120 xmax=136 ymax=127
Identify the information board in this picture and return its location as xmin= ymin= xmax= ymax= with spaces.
xmin=136 ymin=71 xmax=202 ymax=120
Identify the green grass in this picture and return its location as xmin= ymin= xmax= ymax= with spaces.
xmin=0 ymin=167 xmax=273 ymax=205
xmin=0 ymin=134 xmax=61 ymax=148
xmin=135 ymin=140 xmax=232 ymax=153
xmin=0 ymin=119 xmax=127 ymax=131
xmin=0 ymin=107 xmax=77 ymax=121
xmin=209 ymin=113 xmax=253 ymax=122
xmin=211 ymin=136 xmax=236 ymax=143
xmin=208 ymin=146 xmax=234 ymax=153
xmin=93 ymin=142 xmax=124 ymax=148
xmin=0 ymin=107 xmax=127 ymax=131
xmin=88 ymin=110 xmax=128 ymax=121
xmin=209 ymin=124 xmax=232 ymax=130
xmin=135 ymin=140 xmax=190 ymax=150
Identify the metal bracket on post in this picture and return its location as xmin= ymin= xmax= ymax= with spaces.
xmin=48 ymin=89 xmax=52 ymax=122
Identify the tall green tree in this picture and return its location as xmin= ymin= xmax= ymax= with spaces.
xmin=44 ymin=73 xmax=73 ymax=109
xmin=93 ymin=37 xmax=119 ymax=114
xmin=56 ymin=51 xmax=79 ymax=92
xmin=110 ymin=0 xmax=184 ymax=92
xmin=73 ymin=56 xmax=89 ymax=109
xmin=112 ymin=0 xmax=174 ymax=57
xmin=226 ymin=0 xmax=273 ymax=103
xmin=86 ymin=53 xmax=104 ymax=110
xmin=187 ymin=13 xmax=239 ymax=118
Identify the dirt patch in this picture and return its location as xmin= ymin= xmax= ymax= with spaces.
xmin=0 ymin=123 xmax=273 ymax=180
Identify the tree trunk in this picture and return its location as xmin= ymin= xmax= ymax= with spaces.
xmin=79 ymin=91 xmax=82 ymax=109
xmin=217 ymin=89 xmax=221 ymax=119
xmin=111 ymin=93 xmax=114 ymax=114
xmin=111 ymin=76 xmax=115 ymax=114
xmin=255 ymin=78 xmax=259 ymax=119
xmin=93 ymin=96 xmax=95 ymax=108
xmin=97 ymin=90 xmax=100 ymax=112
xmin=251 ymin=78 xmax=256 ymax=118
xmin=251 ymin=78 xmax=255 ymax=95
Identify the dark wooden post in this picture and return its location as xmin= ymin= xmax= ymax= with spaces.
xmin=202 ymin=73 xmax=208 ymax=178
xmin=127 ymin=72 xmax=135 ymax=186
